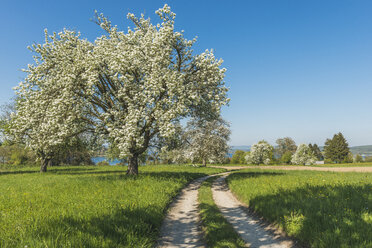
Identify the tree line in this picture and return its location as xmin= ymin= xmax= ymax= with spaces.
xmin=231 ymin=132 xmax=368 ymax=165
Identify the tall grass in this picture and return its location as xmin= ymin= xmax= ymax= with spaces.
xmin=0 ymin=165 xmax=225 ymax=247
xmin=227 ymin=169 xmax=372 ymax=248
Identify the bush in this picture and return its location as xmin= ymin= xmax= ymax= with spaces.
xmin=353 ymin=154 xmax=363 ymax=163
xmin=364 ymin=156 xmax=372 ymax=162
xmin=97 ymin=161 xmax=110 ymax=166
xmin=231 ymin=150 xmax=246 ymax=164
xmin=281 ymin=151 xmax=293 ymax=164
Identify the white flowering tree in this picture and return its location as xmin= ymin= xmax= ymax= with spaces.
xmin=291 ymin=144 xmax=316 ymax=165
xmin=245 ymin=140 xmax=273 ymax=165
xmin=9 ymin=5 xmax=228 ymax=174
xmin=173 ymin=117 xmax=230 ymax=166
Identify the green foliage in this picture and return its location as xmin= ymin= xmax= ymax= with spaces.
xmin=280 ymin=151 xmax=292 ymax=164
xmin=309 ymin=143 xmax=324 ymax=160
xmin=324 ymin=132 xmax=350 ymax=163
xmin=231 ymin=150 xmax=247 ymax=164
xmin=51 ymin=137 xmax=93 ymax=166
xmin=354 ymin=154 xmax=364 ymax=163
xmin=364 ymin=156 xmax=372 ymax=163
xmin=275 ymin=137 xmax=297 ymax=158
xmin=198 ymin=177 xmax=245 ymax=247
xmin=96 ymin=161 xmax=110 ymax=166
xmin=0 ymin=165 xmax=226 ymax=247
xmin=343 ymin=152 xmax=354 ymax=163
xmin=2 ymin=144 xmax=36 ymax=166
xmin=228 ymin=170 xmax=372 ymax=247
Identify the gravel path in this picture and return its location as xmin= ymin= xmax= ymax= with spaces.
xmin=157 ymin=174 xmax=227 ymax=247
xmin=211 ymin=165 xmax=372 ymax=173
xmin=212 ymin=174 xmax=295 ymax=248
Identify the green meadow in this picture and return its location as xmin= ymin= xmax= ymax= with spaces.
xmin=227 ymin=169 xmax=372 ymax=248
xmin=0 ymin=165 xmax=225 ymax=248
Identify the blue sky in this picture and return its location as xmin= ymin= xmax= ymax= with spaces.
xmin=1 ymin=0 xmax=372 ymax=146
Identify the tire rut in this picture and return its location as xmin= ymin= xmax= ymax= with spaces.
xmin=212 ymin=174 xmax=295 ymax=248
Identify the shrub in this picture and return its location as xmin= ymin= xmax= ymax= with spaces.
xmin=97 ymin=161 xmax=110 ymax=166
xmin=281 ymin=151 xmax=293 ymax=164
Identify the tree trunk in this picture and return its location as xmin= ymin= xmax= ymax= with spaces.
xmin=40 ymin=158 xmax=49 ymax=173
xmin=127 ymin=153 xmax=139 ymax=175
xmin=202 ymin=158 xmax=207 ymax=167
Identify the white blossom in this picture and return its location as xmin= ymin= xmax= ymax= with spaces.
xmin=9 ymin=5 xmax=228 ymax=173
xmin=291 ymin=144 xmax=316 ymax=165
xmin=245 ymin=140 xmax=273 ymax=165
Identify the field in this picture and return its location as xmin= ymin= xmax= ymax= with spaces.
xmin=0 ymin=165 xmax=225 ymax=248
xmin=227 ymin=169 xmax=372 ymax=247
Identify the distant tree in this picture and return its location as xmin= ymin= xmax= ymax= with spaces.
xmin=343 ymin=152 xmax=354 ymax=163
xmin=231 ymin=150 xmax=247 ymax=164
xmin=353 ymin=154 xmax=363 ymax=163
xmin=0 ymin=144 xmax=11 ymax=164
xmin=0 ymin=100 xmax=16 ymax=143
xmin=309 ymin=143 xmax=324 ymax=160
xmin=275 ymin=137 xmax=297 ymax=158
xmin=245 ymin=140 xmax=273 ymax=165
xmin=291 ymin=144 xmax=316 ymax=165
xmin=174 ymin=117 xmax=230 ymax=167
xmin=364 ymin=156 xmax=372 ymax=162
xmin=280 ymin=151 xmax=293 ymax=164
xmin=323 ymin=132 xmax=350 ymax=163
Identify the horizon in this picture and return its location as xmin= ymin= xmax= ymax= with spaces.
xmin=1 ymin=0 xmax=372 ymax=147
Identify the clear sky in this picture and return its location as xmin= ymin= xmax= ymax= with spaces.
xmin=1 ymin=0 xmax=372 ymax=146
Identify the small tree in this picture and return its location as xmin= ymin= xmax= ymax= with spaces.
xmin=324 ymin=132 xmax=350 ymax=163
xmin=354 ymin=154 xmax=364 ymax=163
xmin=275 ymin=137 xmax=297 ymax=158
xmin=180 ymin=117 xmax=230 ymax=167
xmin=231 ymin=150 xmax=247 ymax=164
xmin=309 ymin=143 xmax=324 ymax=160
xmin=280 ymin=151 xmax=293 ymax=164
xmin=291 ymin=144 xmax=316 ymax=165
xmin=245 ymin=140 xmax=273 ymax=165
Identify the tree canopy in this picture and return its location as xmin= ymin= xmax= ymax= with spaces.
xmin=9 ymin=5 xmax=228 ymax=174
xmin=245 ymin=140 xmax=273 ymax=165
xmin=275 ymin=137 xmax=297 ymax=157
xmin=291 ymin=144 xmax=316 ymax=165
xmin=323 ymin=132 xmax=350 ymax=163
xmin=309 ymin=143 xmax=324 ymax=161
xmin=168 ymin=117 xmax=230 ymax=166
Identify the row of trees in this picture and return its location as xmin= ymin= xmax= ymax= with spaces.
xmin=231 ymin=133 xmax=362 ymax=165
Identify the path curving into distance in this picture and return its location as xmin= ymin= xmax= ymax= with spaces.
xmin=212 ymin=174 xmax=295 ymax=248
xmin=157 ymin=173 xmax=228 ymax=248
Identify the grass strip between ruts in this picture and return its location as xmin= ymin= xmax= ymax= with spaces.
xmin=198 ymin=176 xmax=246 ymax=248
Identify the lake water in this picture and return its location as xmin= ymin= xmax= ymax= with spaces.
xmin=91 ymin=157 xmax=122 ymax=165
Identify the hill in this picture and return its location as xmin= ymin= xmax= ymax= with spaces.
xmin=349 ymin=145 xmax=372 ymax=156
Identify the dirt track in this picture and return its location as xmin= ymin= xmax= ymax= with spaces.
xmin=211 ymin=165 xmax=372 ymax=172
xmin=212 ymin=174 xmax=295 ymax=248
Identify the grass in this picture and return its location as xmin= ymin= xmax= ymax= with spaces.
xmin=0 ymin=165 xmax=226 ymax=248
xmin=227 ymin=169 xmax=372 ymax=248
xmin=198 ymin=177 xmax=246 ymax=248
